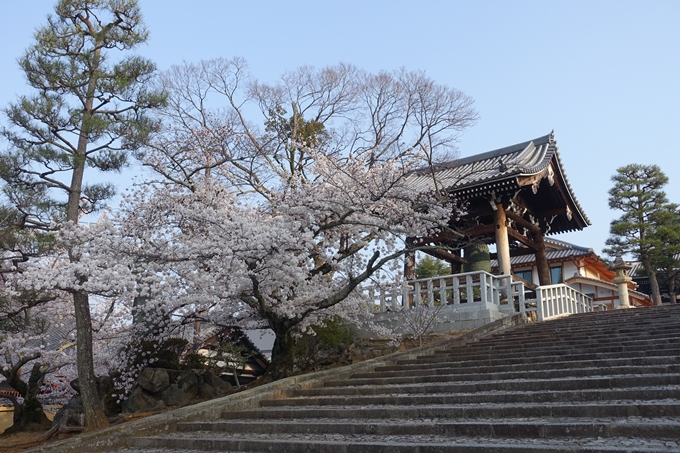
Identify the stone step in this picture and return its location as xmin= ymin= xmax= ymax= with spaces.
xmin=497 ymin=314 xmax=680 ymax=329
xmin=113 ymin=306 xmax=680 ymax=453
xmin=404 ymin=343 xmax=680 ymax=365
xmin=334 ymin=364 xmax=680 ymax=387
xmin=129 ymin=433 xmax=680 ymax=453
xmin=377 ymin=354 xmax=680 ymax=374
xmin=405 ymin=347 xmax=680 ymax=368
xmin=302 ymin=374 xmax=680 ymax=396
xmin=399 ymin=349 xmax=680 ymax=370
xmin=177 ymin=417 xmax=680 ymax=439
xmin=471 ymin=330 xmax=680 ymax=348
xmin=221 ymin=401 xmax=680 ymax=420
xmin=493 ymin=318 xmax=680 ymax=331
xmin=266 ymin=386 xmax=680 ymax=407
xmin=437 ymin=334 xmax=680 ymax=354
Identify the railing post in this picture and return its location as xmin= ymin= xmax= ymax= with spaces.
xmin=414 ymin=281 xmax=422 ymax=307
xmin=481 ymin=273 xmax=488 ymax=304
xmin=439 ymin=277 xmax=447 ymax=306
xmin=465 ymin=274 xmax=473 ymax=304
xmin=453 ymin=276 xmax=460 ymax=305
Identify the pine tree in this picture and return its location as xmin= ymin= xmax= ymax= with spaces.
xmin=605 ymin=164 xmax=670 ymax=306
xmin=0 ymin=0 xmax=165 ymax=429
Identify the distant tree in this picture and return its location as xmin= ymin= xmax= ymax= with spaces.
xmin=415 ymin=255 xmax=450 ymax=279
xmin=0 ymin=0 xmax=165 ymax=429
xmin=605 ymin=164 xmax=671 ymax=305
xmin=649 ymin=204 xmax=680 ymax=304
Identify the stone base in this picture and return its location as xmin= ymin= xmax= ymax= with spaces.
xmin=359 ymin=302 xmax=508 ymax=337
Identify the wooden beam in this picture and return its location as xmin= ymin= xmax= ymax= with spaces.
xmin=540 ymin=208 xmax=568 ymax=217
xmin=418 ymin=230 xmax=468 ymax=244
xmin=462 ymin=224 xmax=495 ymax=237
xmin=425 ymin=249 xmax=468 ymax=265
xmin=504 ymin=210 xmax=541 ymax=234
xmin=506 ymin=227 xmax=539 ymax=251
xmin=516 ymin=166 xmax=550 ymax=188
xmin=490 ymin=247 xmax=538 ymax=260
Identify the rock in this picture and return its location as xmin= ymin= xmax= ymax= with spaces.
xmin=202 ymin=370 xmax=232 ymax=396
xmin=52 ymin=394 xmax=83 ymax=428
xmin=198 ymin=383 xmax=217 ymax=400
xmin=122 ymin=386 xmax=164 ymax=413
xmin=176 ymin=369 xmax=199 ymax=399
xmin=138 ymin=367 xmax=170 ymax=394
xmin=69 ymin=375 xmax=114 ymax=395
xmin=161 ymin=384 xmax=191 ymax=407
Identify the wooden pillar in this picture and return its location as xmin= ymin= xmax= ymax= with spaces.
xmin=494 ymin=204 xmax=512 ymax=276
xmin=404 ymin=250 xmax=415 ymax=308
xmin=450 ymin=249 xmax=462 ymax=274
xmin=533 ymin=231 xmax=551 ymax=286
xmin=404 ymin=251 xmax=416 ymax=280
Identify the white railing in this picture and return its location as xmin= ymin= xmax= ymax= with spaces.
xmin=370 ymin=271 xmax=594 ymax=323
xmin=536 ymin=284 xmax=593 ymax=321
xmin=372 ymin=270 xmax=527 ymax=312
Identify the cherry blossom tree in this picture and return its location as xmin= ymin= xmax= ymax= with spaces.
xmin=121 ymin=60 xmax=477 ymax=379
xmin=0 ymin=260 xmax=77 ymax=432
xmin=92 ymin=149 xmax=455 ymax=379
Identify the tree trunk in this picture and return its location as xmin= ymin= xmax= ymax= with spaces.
xmin=4 ymin=364 xmax=51 ymax=433
xmin=65 ymin=56 xmax=109 ymax=428
xmin=642 ymin=256 xmax=663 ymax=306
xmin=73 ymin=291 xmax=108 ymax=430
xmin=265 ymin=328 xmax=296 ymax=381
xmin=669 ymin=275 xmax=678 ymax=304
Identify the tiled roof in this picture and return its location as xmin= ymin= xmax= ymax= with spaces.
xmin=405 ymin=132 xmax=590 ymax=228
xmin=406 ymin=132 xmax=555 ymax=193
xmin=491 ymin=238 xmax=594 ymax=267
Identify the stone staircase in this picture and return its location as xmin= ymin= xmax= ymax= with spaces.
xmin=122 ymin=305 xmax=680 ymax=452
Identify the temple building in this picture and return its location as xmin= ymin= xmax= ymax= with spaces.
xmin=376 ymin=131 xmax=650 ymax=328
xmin=406 ymin=131 xmax=591 ymax=283
xmin=491 ymin=238 xmax=652 ymax=309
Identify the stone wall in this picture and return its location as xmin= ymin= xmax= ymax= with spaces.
xmin=357 ymin=302 xmax=508 ymax=338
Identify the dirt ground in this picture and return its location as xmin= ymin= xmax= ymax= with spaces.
xmin=0 ymin=329 xmax=471 ymax=452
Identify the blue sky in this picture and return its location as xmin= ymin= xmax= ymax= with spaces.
xmin=1 ymin=0 xmax=678 ymax=256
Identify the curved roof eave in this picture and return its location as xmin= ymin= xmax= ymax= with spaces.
xmin=406 ymin=132 xmax=557 ymax=194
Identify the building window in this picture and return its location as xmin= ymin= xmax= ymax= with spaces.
xmin=551 ymin=266 xmax=563 ymax=284
xmin=515 ymin=269 xmax=533 ymax=283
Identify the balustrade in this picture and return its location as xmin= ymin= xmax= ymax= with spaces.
xmin=370 ymin=271 xmax=594 ymax=323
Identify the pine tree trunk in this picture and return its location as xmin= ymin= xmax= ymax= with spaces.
xmin=642 ymin=257 xmax=663 ymax=306
xmin=73 ymin=291 xmax=108 ymax=430
xmin=66 ymin=59 xmax=109 ymax=428
xmin=669 ymin=275 xmax=678 ymax=304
